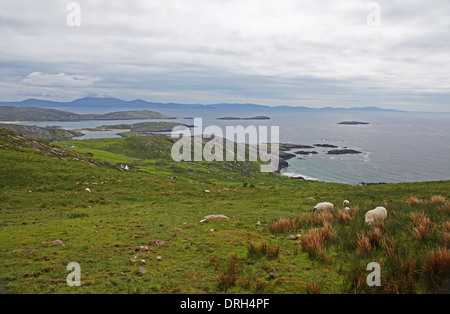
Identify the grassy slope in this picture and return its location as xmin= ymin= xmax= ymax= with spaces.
xmin=0 ymin=123 xmax=83 ymax=142
xmin=0 ymin=129 xmax=449 ymax=294
xmin=0 ymin=106 xmax=174 ymax=121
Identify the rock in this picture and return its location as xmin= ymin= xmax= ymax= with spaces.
xmin=204 ymin=214 xmax=229 ymax=220
xmin=50 ymin=147 xmax=68 ymax=156
xmin=209 ymin=228 xmax=216 ymax=232
xmin=138 ymin=267 xmax=146 ymax=275
xmin=156 ymin=256 xmax=163 ymax=261
xmin=52 ymin=239 xmax=64 ymax=246
xmin=204 ymin=190 xmax=210 ymax=193
xmin=150 ymin=240 xmax=166 ymax=246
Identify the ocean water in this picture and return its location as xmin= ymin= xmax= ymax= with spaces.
xmin=18 ymin=110 xmax=450 ymax=185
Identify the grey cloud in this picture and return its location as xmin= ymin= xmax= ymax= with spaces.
xmin=0 ymin=0 xmax=449 ymax=111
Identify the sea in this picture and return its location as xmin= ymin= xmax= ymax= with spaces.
xmin=17 ymin=109 xmax=450 ymax=185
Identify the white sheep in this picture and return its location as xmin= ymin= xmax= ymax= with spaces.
xmin=365 ymin=206 xmax=388 ymax=225
xmin=313 ymin=202 xmax=334 ymax=213
xmin=343 ymin=200 xmax=350 ymax=207
xmin=85 ymin=188 xmax=91 ymax=193
xmin=343 ymin=207 xmax=351 ymax=213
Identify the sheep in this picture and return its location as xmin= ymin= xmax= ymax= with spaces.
xmin=85 ymin=188 xmax=91 ymax=193
xmin=343 ymin=200 xmax=350 ymax=207
xmin=313 ymin=202 xmax=334 ymax=213
xmin=365 ymin=206 xmax=388 ymax=225
xmin=343 ymin=207 xmax=351 ymax=213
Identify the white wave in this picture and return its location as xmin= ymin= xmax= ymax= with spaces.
xmin=280 ymin=171 xmax=319 ymax=181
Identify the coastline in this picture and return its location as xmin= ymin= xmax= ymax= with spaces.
xmin=279 ymin=170 xmax=320 ymax=182
xmin=78 ymin=129 xmax=131 ymax=134
xmin=0 ymin=121 xmax=23 ymax=124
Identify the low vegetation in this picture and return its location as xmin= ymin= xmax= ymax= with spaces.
xmin=0 ymin=127 xmax=449 ymax=294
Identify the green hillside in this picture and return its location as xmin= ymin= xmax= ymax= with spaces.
xmin=0 ymin=127 xmax=449 ymax=294
xmin=0 ymin=106 xmax=174 ymax=121
xmin=0 ymin=123 xmax=83 ymax=142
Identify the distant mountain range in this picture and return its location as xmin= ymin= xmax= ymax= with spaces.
xmin=0 ymin=97 xmax=403 ymax=113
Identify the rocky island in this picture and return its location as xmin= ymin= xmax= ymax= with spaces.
xmin=327 ymin=149 xmax=362 ymax=155
xmin=338 ymin=121 xmax=370 ymax=125
xmin=217 ymin=116 xmax=270 ymax=120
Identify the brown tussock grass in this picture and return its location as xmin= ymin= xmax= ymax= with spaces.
xmin=409 ymin=212 xmax=436 ymax=241
xmin=247 ymin=239 xmax=280 ymax=260
xmin=268 ymin=217 xmax=301 ymax=234
xmin=383 ymin=236 xmax=396 ymax=257
xmin=306 ymin=282 xmax=323 ymax=294
xmin=443 ymin=233 xmax=450 ymax=249
xmin=266 ymin=246 xmax=280 ymax=260
xmin=218 ymin=253 xmax=240 ymax=292
xmin=442 ymin=221 xmax=450 ymax=233
xmin=430 ymin=195 xmax=447 ymax=205
xmin=407 ymin=196 xmax=425 ymax=206
xmin=423 ymin=248 xmax=450 ymax=290
xmin=356 ymin=232 xmax=372 ymax=256
xmin=384 ymin=255 xmax=419 ymax=294
xmin=299 ymin=223 xmax=334 ymax=262
xmin=337 ymin=210 xmax=352 ymax=224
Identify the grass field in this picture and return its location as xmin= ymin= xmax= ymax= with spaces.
xmin=0 ymin=128 xmax=449 ymax=294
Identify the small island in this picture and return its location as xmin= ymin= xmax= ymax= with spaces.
xmin=314 ymin=144 xmax=339 ymax=148
xmin=85 ymin=121 xmax=191 ymax=137
xmin=338 ymin=121 xmax=370 ymax=125
xmin=279 ymin=144 xmax=315 ymax=150
xmin=217 ymin=116 xmax=270 ymax=120
xmin=295 ymin=151 xmax=319 ymax=155
xmin=327 ymin=149 xmax=362 ymax=155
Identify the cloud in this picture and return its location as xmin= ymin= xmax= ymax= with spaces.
xmin=21 ymin=72 xmax=102 ymax=87
xmin=0 ymin=0 xmax=449 ymax=111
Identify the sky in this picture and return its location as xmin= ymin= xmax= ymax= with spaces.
xmin=0 ymin=0 xmax=450 ymax=112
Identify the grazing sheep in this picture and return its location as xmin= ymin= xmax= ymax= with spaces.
xmin=343 ymin=207 xmax=351 ymax=213
xmin=313 ymin=202 xmax=334 ymax=213
xmin=343 ymin=200 xmax=350 ymax=207
xmin=365 ymin=206 xmax=388 ymax=225
xmin=85 ymin=188 xmax=91 ymax=193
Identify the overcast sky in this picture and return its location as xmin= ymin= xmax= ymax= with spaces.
xmin=1 ymin=0 xmax=449 ymax=111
